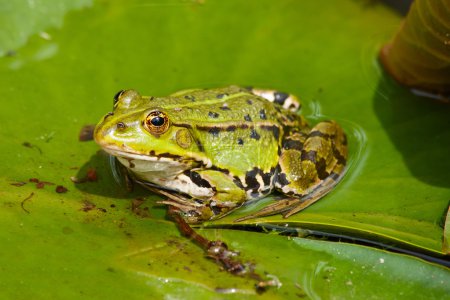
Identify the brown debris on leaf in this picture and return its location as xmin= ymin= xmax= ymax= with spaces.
xmin=55 ymin=185 xmax=68 ymax=193
xmin=29 ymin=178 xmax=55 ymax=189
xmin=20 ymin=192 xmax=34 ymax=214
xmin=131 ymin=198 xmax=150 ymax=218
xmin=22 ymin=142 xmax=42 ymax=154
xmin=81 ymin=200 xmax=96 ymax=212
xmin=79 ymin=124 xmax=95 ymax=141
xmin=71 ymin=168 xmax=98 ymax=183
xmin=167 ymin=206 xmax=281 ymax=293
xmin=10 ymin=181 xmax=27 ymax=187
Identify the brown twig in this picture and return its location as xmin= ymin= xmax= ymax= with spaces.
xmin=20 ymin=192 xmax=34 ymax=214
xmin=167 ymin=206 xmax=280 ymax=292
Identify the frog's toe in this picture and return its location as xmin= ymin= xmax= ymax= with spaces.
xmin=234 ymin=198 xmax=298 ymax=222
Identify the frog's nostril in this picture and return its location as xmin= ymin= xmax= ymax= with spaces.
xmin=116 ymin=122 xmax=127 ymax=130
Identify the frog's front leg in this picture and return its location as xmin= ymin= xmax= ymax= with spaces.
xmin=162 ymin=169 xmax=247 ymax=224
xmin=236 ymin=120 xmax=347 ymax=221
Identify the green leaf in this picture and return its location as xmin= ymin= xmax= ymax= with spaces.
xmin=1 ymin=0 xmax=449 ymax=298
xmin=0 ymin=0 xmax=92 ymax=57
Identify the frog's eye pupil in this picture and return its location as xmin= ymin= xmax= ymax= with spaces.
xmin=151 ymin=116 xmax=165 ymax=127
xmin=145 ymin=111 xmax=170 ymax=136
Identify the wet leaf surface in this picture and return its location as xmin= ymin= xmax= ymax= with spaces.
xmin=1 ymin=0 xmax=449 ymax=298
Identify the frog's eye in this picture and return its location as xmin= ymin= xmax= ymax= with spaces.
xmin=113 ymin=89 xmax=141 ymax=109
xmin=145 ymin=111 xmax=170 ymax=136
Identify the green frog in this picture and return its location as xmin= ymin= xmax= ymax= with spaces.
xmin=94 ymin=86 xmax=347 ymax=223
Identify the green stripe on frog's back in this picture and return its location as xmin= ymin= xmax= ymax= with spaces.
xmin=147 ymin=86 xmax=250 ymax=109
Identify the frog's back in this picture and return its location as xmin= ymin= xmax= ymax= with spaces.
xmin=163 ymin=86 xmax=305 ymax=186
xmin=166 ymin=86 xmax=302 ymax=128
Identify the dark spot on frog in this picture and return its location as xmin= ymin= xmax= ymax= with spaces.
xmin=283 ymin=139 xmax=303 ymax=150
xmin=185 ymin=171 xmax=212 ymax=188
xmin=208 ymin=111 xmax=219 ymax=118
xmin=277 ymin=172 xmax=290 ymax=186
xmin=184 ymin=95 xmax=196 ymax=101
xmin=233 ymin=177 xmax=244 ymax=189
xmin=216 ymin=93 xmax=228 ymax=99
xmin=333 ymin=148 xmax=347 ymax=165
xmin=183 ymin=266 xmax=192 ymax=272
xmin=274 ymin=92 xmax=289 ymax=105
xmin=250 ymin=129 xmax=260 ymax=140
xmin=208 ymin=127 xmax=220 ymax=137
xmin=259 ymin=109 xmax=267 ymax=120
xmin=246 ymin=99 xmax=253 ymax=105
xmin=210 ymin=205 xmax=223 ymax=216
xmin=261 ymin=125 xmax=280 ymax=140
xmin=220 ymin=104 xmax=231 ymax=110
xmin=301 ymin=150 xmax=317 ymax=164
xmin=237 ymin=138 xmax=244 ymax=145
xmin=309 ymin=130 xmax=332 ymax=139
xmin=286 ymin=114 xmax=296 ymax=122
xmin=226 ymin=125 xmax=236 ymax=132
xmin=244 ymin=114 xmax=252 ymax=122
xmin=245 ymin=168 xmax=260 ymax=190
xmin=195 ymin=139 xmax=205 ymax=152
xmin=315 ymin=157 xmax=329 ymax=180
xmin=209 ymin=165 xmax=230 ymax=174
xmin=261 ymin=168 xmax=274 ymax=186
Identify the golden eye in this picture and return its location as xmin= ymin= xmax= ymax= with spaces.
xmin=145 ymin=111 xmax=169 ymax=136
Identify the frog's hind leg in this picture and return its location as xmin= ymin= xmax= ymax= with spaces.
xmin=235 ymin=121 xmax=347 ymax=221
xmin=248 ymin=88 xmax=301 ymax=112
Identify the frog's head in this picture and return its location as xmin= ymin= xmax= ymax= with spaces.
xmin=94 ymin=90 xmax=205 ymax=174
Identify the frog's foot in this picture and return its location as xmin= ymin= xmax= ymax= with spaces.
xmin=150 ymin=188 xmax=209 ymax=222
xmin=234 ymin=177 xmax=343 ymax=222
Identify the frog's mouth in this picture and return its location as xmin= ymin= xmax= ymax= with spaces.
xmin=102 ymin=147 xmax=184 ymax=169
xmin=98 ymin=143 xmax=202 ymax=175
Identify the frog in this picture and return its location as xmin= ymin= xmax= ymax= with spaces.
xmin=94 ymin=85 xmax=347 ymax=224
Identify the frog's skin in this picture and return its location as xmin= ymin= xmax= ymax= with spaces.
xmin=94 ymin=86 xmax=347 ymax=223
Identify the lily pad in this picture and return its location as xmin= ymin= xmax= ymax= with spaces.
xmin=0 ymin=0 xmax=449 ymax=298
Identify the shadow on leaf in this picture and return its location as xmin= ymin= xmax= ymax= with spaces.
xmin=373 ymin=77 xmax=450 ymax=188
